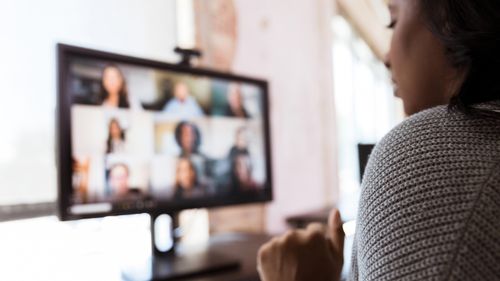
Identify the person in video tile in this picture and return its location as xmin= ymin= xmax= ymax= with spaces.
xmin=231 ymin=153 xmax=258 ymax=193
xmin=175 ymin=121 xmax=201 ymax=157
xmin=175 ymin=121 xmax=208 ymax=185
xmin=106 ymin=118 xmax=126 ymax=154
xmin=173 ymin=157 xmax=204 ymax=199
xmin=163 ymin=81 xmax=204 ymax=119
xmin=228 ymin=127 xmax=250 ymax=160
xmin=99 ymin=65 xmax=130 ymax=108
xmin=225 ymin=83 xmax=250 ymax=118
xmin=108 ymin=163 xmax=130 ymax=198
xmin=107 ymin=163 xmax=144 ymax=201
xmin=72 ymin=157 xmax=90 ymax=203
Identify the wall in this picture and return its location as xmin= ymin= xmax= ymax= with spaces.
xmin=0 ymin=0 xmax=177 ymax=204
xmin=232 ymin=0 xmax=339 ymax=233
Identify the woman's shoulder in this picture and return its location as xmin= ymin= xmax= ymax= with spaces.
xmin=376 ymin=103 xmax=500 ymax=154
xmin=363 ymin=103 xmax=500 ymax=182
xmin=387 ymin=105 xmax=458 ymax=138
xmin=356 ymin=102 xmax=500 ymax=281
xmin=371 ymin=105 xmax=448 ymax=157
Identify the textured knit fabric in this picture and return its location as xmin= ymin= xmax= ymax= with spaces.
xmin=348 ymin=103 xmax=500 ymax=281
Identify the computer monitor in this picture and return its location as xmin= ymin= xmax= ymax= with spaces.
xmin=57 ymin=43 xmax=272 ymax=219
xmin=56 ymin=44 xmax=273 ymax=279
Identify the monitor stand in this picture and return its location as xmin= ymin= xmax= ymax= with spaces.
xmin=122 ymin=212 xmax=241 ymax=281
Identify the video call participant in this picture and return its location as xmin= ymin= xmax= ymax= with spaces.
xmin=173 ymin=157 xmax=204 ymax=199
xmin=72 ymin=157 xmax=90 ymax=203
xmin=175 ymin=121 xmax=202 ymax=156
xmin=174 ymin=121 xmax=209 ymax=186
xmin=231 ymin=153 xmax=258 ymax=193
xmin=99 ymin=65 xmax=130 ymax=108
xmin=225 ymin=83 xmax=250 ymax=118
xmin=107 ymin=163 xmax=144 ymax=201
xmin=108 ymin=163 xmax=130 ymax=198
xmin=228 ymin=127 xmax=250 ymax=160
xmin=106 ymin=118 xmax=126 ymax=154
xmin=164 ymin=81 xmax=204 ymax=119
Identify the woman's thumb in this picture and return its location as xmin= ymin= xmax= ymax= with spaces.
xmin=328 ymin=209 xmax=345 ymax=255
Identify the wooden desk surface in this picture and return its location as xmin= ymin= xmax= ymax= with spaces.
xmin=185 ymin=233 xmax=270 ymax=281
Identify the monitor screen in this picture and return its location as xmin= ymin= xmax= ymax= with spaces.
xmin=57 ymin=44 xmax=272 ymax=220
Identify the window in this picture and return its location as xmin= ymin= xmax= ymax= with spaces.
xmin=332 ymin=15 xmax=404 ymax=220
xmin=0 ymin=0 xmax=177 ymax=219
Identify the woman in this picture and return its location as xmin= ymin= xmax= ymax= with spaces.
xmin=175 ymin=121 xmax=202 ymax=157
xmin=106 ymin=163 xmax=144 ymax=201
xmin=108 ymin=163 xmax=130 ymax=198
xmin=230 ymin=153 xmax=259 ymax=193
xmin=228 ymin=127 xmax=250 ymax=161
xmin=100 ymin=64 xmax=130 ymax=108
xmin=174 ymin=121 xmax=210 ymax=188
xmin=225 ymin=83 xmax=250 ymax=118
xmin=257 ymin=1 xmax=500 ymax=281
xmin=106 ymin=118 xmax=126 ymax=154
xmin=173 ymin=157 xmax=204 ymax=199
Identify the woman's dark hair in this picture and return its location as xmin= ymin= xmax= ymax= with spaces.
xmin=419 ymin=1 xmax=500 ymax=117
xmin=100 ymin=64 xmax=130 ymax=108
xmin=174 ymin=121 xmax=201 ymax=155
xmin=106 ymin=118 xmax=125 ymax=154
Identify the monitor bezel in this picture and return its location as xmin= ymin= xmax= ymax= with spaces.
xmin=57 ymin=43 xmax=273 ymax=221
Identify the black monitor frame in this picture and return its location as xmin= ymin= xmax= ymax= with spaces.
xmin=57 ymin=43 xmax=273 ymax=221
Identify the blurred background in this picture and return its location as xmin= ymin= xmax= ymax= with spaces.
xmin=0 ymin=0 xmax=404 ymax=280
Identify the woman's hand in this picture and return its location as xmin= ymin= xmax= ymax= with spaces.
xmin=257 ymin=209 xmax=344 ymax=281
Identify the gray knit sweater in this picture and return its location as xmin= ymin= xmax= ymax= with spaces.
xmin=348 ymin=103 xmax=500 ymax=281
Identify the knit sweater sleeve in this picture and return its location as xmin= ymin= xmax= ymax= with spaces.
xmin=348 ymin=105 xmax=500 ymax=281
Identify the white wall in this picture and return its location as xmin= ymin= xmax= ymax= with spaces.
xmin=232 ymin=0 xmax=339 ymax=233
xmin=0 ymin=0 xmax=177 ymax=204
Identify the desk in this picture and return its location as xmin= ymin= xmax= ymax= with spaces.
xmin=0 ymin=216 xmax=270 ymax=281
xmin=185 ymin=232 xmax=353 ymax=281
xmin=184 ymin=233 xmax=270 ymax=281
xmin=0 ymin=217 xmax=350 ymax=281
xmin=123 ymin=233 xmax=271 ymax=281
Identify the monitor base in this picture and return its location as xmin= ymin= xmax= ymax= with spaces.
xmin=123 ymin=213 xmax=240 ymax=281
xmin=122 ymin=250 xmax=240 ymax=281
